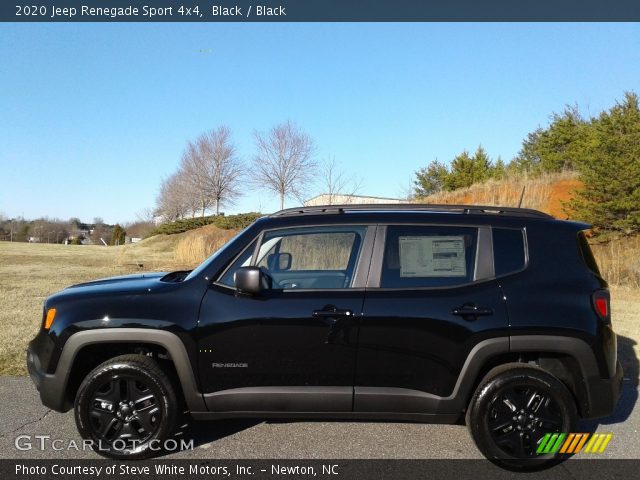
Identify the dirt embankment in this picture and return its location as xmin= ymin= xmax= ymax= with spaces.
xmin=420 ymin=171 xmax=581 ymax=219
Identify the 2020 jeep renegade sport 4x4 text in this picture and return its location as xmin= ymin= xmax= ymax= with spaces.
xmin=27 ymin=204 xmax=623 ymax=468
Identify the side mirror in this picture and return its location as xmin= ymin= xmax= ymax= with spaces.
xmin=234 ymin=266 xmax=269 ymax=295
xmin=267 ymin=252 xmax=292 ymax=271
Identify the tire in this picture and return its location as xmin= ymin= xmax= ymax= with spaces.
xmin=74 ymin=354 xmax=178 ymax=460
xmin=466 ymin=365 xmax=577 ymax=470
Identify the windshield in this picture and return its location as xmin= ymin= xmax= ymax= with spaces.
xmin=183 ymin=226 xmax=252 ymax=282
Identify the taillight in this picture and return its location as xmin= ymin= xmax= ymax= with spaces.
xmin=592 ymin=290 xmax=610 ymax=323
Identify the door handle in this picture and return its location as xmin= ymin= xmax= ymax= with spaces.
xmin=312 ymin=308 xmax=354 ymax=320
xmin=451 ymin=304 xmax=494 ymax=317
xmin=314 ymin=306 xmax=354 ymax=344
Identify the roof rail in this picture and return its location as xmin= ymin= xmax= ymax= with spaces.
xmin=271 ymin=203 xmax=553 ymax=219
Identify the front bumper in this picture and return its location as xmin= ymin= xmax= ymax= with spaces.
xmin=26 ymin=346 xmax=44 ymax=391
xmin=584 ymin=360 xmax=624 ymax=419
xmin=27 ymin=344 xmax=70 ymax=412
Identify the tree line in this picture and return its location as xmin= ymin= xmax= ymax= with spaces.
xmin=0 ymin=215 xmax=151 ymax=245
xmin=155 ymin=121 xmax=362 ymax=221
xmin=413 ymin=92 xmax=640 ymax=235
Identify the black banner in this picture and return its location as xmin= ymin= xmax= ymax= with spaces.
xmin=3 ymin=459 xmax=640 ymax=480
xmin=2 ymin=0 xmax=640 ymax=22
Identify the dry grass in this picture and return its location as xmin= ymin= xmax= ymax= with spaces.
xmin=0 ymin=227 xmax=242 ymax=375
xmin=609 ymin=286 xmax=640 ymax=383
xmin=1 ymin=224 xmax=639 ymax=381
xmin=0 ymin=240 xmax=185 ymax=375
xmin=419 ymin=171 xmax=579 ymax=218
xmin=591 ymin=236 xmax=640 ymax=289
xmin=174 ymin=225 xmax=236 ymax=268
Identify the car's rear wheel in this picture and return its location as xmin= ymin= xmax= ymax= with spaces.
xmin=466 ymin=365 xmax=577 ymax=470
xmin=74 ymin=354 xmax=178 ymax=459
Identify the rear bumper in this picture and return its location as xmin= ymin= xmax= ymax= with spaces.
xmin=584 ymin=359 xmax=623 ymax=419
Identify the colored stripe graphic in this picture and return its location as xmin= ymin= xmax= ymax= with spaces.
xmin=538 ymin=433 xmax=612 ymax=455
xmin=597 ymin=434 xmax=613 ymax=453
xmin=585 ymin=433 xmax=613 ymax=453
xmin=558 ymin=433 xmax=590 ymax=453
xmin=559 ymin=433 xmax=575 ymax=453
xmin=537 ymin=433 xmax=552 ymax=454
xmin=572 ymin=433 xmax=590 ymax=454
xmin=537 ymin=433 xmax=566 ymax=454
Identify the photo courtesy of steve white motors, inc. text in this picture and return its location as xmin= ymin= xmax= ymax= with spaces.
xmin=17 ymin=4 xmax=287 ymax=19
xmin=15 ymin=463 xmax=339 ymax=476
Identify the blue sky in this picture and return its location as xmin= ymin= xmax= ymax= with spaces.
xmin=1 ymin=23 xmax=639 ymax=224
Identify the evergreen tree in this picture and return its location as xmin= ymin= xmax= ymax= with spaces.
xmin=513 ymin=107 xmax=589 ymax=173
xmin=570 ymin=92 xmax=640 ymax=234
xmin=110 ymin=224 xmax=126 ymax=246
xmin=492 ymin=156 xmax=507 ymax=180
xmin=445 ymin=147 xmax=493 ymax=190
xmin=471 ymin=146 xmax=492 ymax=181
xmin=445 ymin=151 xmax=474 ymax=190
xmin=413 ymin=160 xmax=449 ymax=197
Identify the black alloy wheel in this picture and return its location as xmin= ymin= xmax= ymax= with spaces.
xmin=88 ymin=375 xmax=162 ymax=447
xmin=74 ymin=354 xmax=178 ymax=459
xmin=487 ymin=384 xmax=563 ymax=457
xmin=466 ymin=365 xmax=577 ymax=470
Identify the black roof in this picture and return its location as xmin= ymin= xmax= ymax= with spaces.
xmin=271 ymin=203 xmax=553 ymax=220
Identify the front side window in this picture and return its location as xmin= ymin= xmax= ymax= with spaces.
xmin=217 ymin=239 xmax=257 ymax=287
xmin=217 ymin=226 xmax=367 ymax=289
xmin=256 ymin=226 xmax=367 ymax=289
xmin=380 ymin=225 xmax=477 ymax=288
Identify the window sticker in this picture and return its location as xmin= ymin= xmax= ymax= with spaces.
xmin=399 ymin=236 xmax=466 ymax=277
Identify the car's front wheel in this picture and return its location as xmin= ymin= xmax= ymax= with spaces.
xmin=74 ymin=354 xmax=178 ymax=459
xmin=466 ymin=365 xmax=578 ymax=470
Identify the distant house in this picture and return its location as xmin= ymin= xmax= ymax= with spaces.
xmin=304 ymin=194 xmax=404 ymax=206
xmin=28 ymin=236 xmax=40 ymax=243
xmin=66 ymin=227 xmax=92 ymax=245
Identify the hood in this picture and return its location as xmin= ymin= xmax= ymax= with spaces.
xmin=47 ymin=272 xmax=170 ymax=304
xmin=66 ymin=272 xmax=167 ymax=289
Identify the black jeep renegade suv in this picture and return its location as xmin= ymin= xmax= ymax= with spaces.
xmin=27 ymin=204 xmax=622 ymax=467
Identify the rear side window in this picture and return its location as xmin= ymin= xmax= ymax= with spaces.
xmin=493 ymin=228 xmax=526 ymax=276
xmin=380 ymin=226 xmax=477 ymax=288
xmin=577 ymin=231 xmax=601 ymax=276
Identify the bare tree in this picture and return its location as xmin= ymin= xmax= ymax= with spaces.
xmin=181 ymin=126 xmax=244 ymax=216
xmin=252 ymin=121 xmax=317 ymax=210
xmin=319 ymin=157 xmax=363 ymax=205
xmin=135 ymin=207 xmax=155 ymax=224
xmin=179 ymin=141 xmax=213 ymax=217
xmin=90 ymin=217 xmax=110 ymax=246
xmin=156 ymin=173 xmax=192 ymax=221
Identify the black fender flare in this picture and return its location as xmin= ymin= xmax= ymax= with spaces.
xmin=37 ymin=328 xmax=205 ymax=413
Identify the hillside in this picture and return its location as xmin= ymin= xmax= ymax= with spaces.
xmin=417 ymin=171 xmax=639 ymax=287
xmin=117 ymin=224 xmax=238 ymax=270
xmin=418 ymin=171 xmax=581 ymax=219
xmin=122 ymin=173 xmax=640 ymax=287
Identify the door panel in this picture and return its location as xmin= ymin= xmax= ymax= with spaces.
xmin=198 ymin=287 xmax=363 ymax=411
xmin=356 ymin=283 xmax=507 ymax=400
xmin=197 ymin=225 xmax=373 ymax=413
xmin=354 ymin=224 xmax=509 ymax=414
